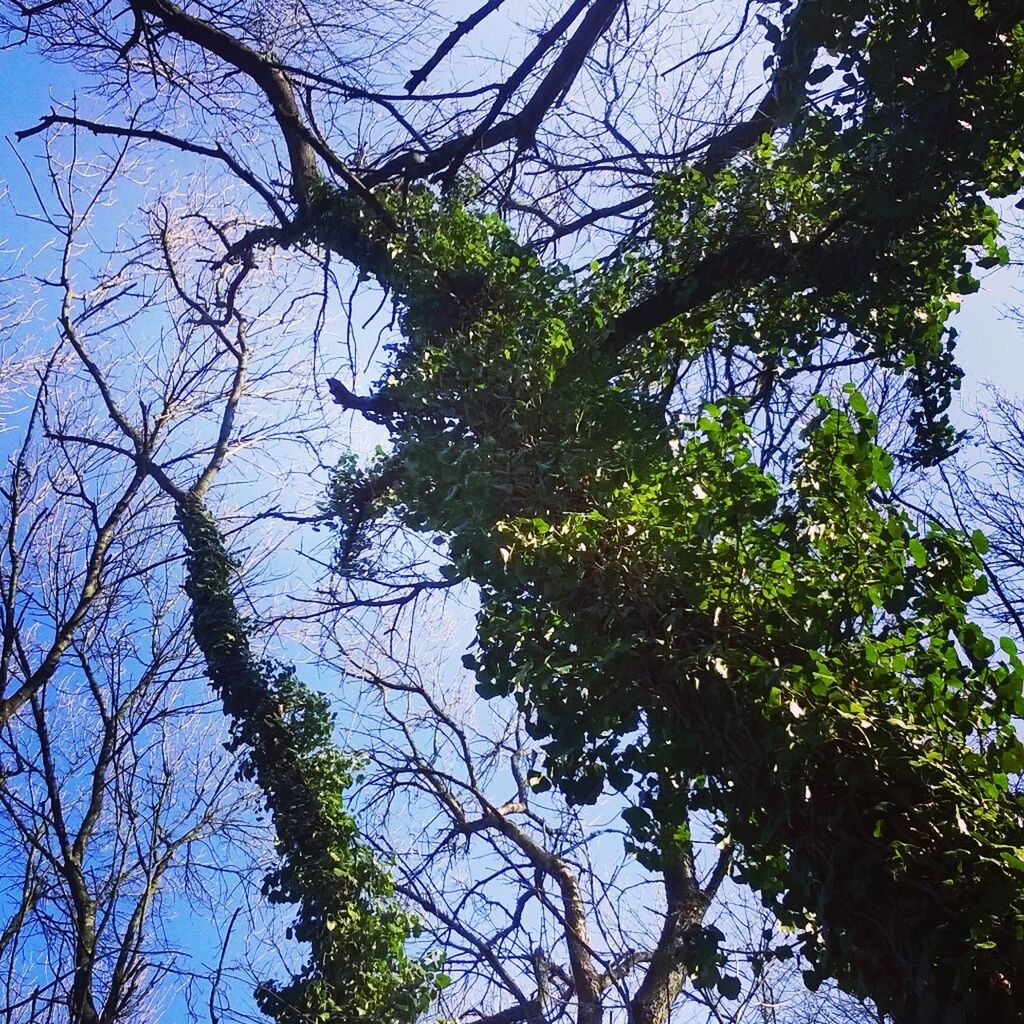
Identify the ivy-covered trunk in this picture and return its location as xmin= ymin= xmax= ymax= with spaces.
xmin=175 ymin=495 xmax=434 ymax=1024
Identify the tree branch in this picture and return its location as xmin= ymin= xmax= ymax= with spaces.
xmin=16 ymin=113 xmax=289 ymax=224
xmin=370 ymin=0 xmax=623 ymax=187
xmin=405 ymin=0 xmax=511 ymax=94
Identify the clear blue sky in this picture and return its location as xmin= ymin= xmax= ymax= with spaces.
xmin=954 ymin=258 xmax=1024 ymax=410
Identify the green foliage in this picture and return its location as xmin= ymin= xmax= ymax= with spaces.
xmin=467 ymin=395 xmax=1024 ymax=1018
xmin=176 ymin=497 xmax=435 ymax=1024
xmin=649 ymin=0 xmax=1024 ymax=463
xmin=315 ymin=2 xmax=1024 ymax=1021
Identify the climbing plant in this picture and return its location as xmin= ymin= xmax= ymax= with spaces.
xmin=316 ymin=3 xmax=1024 ymax=1020
xmin=177 ymin=496 xmax=437 ymax=1024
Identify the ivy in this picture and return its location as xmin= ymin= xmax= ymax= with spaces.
xmin=176 ymin=496 xmax=436 ymax=1024
xmin=312 ymin=2 xmax=1024 ymax=1021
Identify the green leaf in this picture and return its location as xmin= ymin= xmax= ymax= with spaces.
xmin=1000 ymin=849 xmax=1024 ymax=872
xmin=908 ymin=539 xmax=927 ymax=569
xmin=946 ymin=48 xmax=970 ymax=69
xmin=802 ymin=970 xmax=823 ymax=993
xmin=756 ymin=13 xmax=782 ymax=47
xmin=847 ymin=389 xmax=869 ymax=416
xmin=717 ymin=974 xmax=742 ymax=999
xmin=1000 ymin=744 xmax=1024 ymax=774
xmin=622 ymin=806 xmax=649 ymax=834
xmin=871 ymin=458 xmax=893 ymax=491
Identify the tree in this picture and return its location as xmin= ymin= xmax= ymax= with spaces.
xmin=314 ymin=613 xmax=887 ymax=1024
xmin=4 ymin=1 xmax=1024 ymax=1022
xmin=0 ymin=133 xmax=430 ymax=1021
xmin=939 ymin=266 xmax=1024 ymax=644
xmin=0 ymin=301 xmax=268 ymax=1021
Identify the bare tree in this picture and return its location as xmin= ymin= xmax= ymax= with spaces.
xmin=0 ymin=363 xmax=280 ymax=1021
xmin=0 ymin=132 xmax=318 ymax=1022
xmin=2 ymin=0 xmax=773 ymax=250
xmin=290 ymin=578 xmax=883 ymax=1024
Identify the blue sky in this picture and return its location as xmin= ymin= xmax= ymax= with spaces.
xmin=0 ymin=46 xmax=76 ymax=209
xmin=954 ymin=259 xmax=1024 ymax=408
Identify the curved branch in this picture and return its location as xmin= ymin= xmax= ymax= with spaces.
xmin=127 ymin=0 xmax=319 ymax=206
xmin=16 ymin=113 xmax=289 ymax=224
